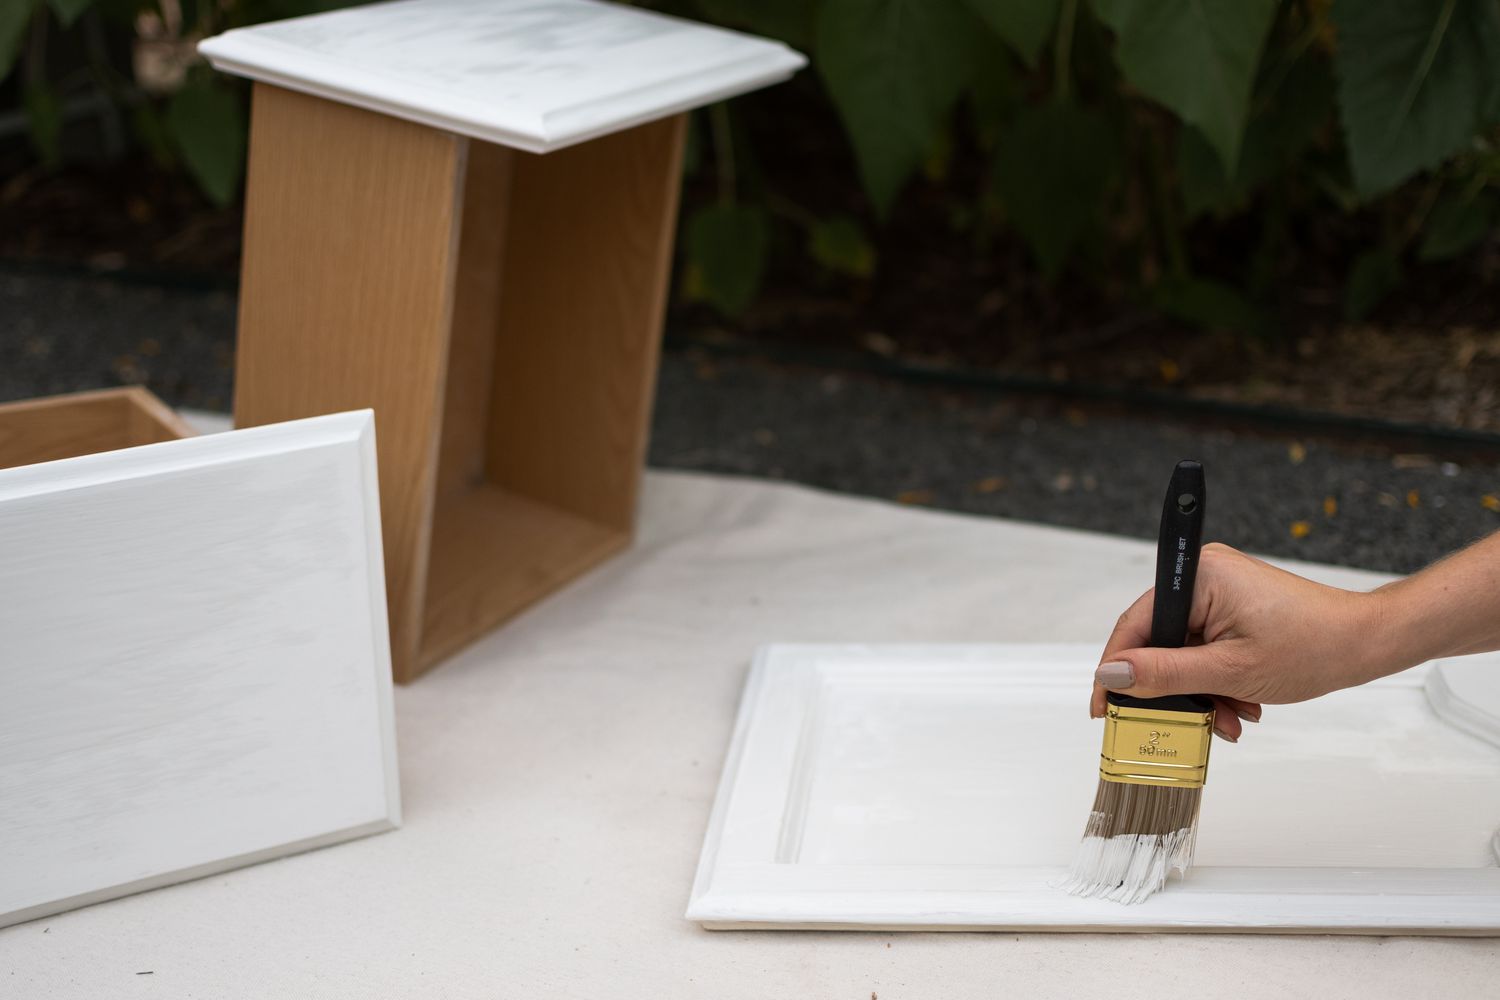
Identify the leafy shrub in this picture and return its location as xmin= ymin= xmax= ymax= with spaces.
xmin=667 ymin=0 xmax=1500 ymax=327
xmin=1 ymin=1 xmax=360 ymax=205
xmin=4 ymin=0 xmax=1498 ymax=331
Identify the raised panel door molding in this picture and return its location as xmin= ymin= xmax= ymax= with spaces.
xmin=689 ymin=644 xmax=1500 ymax=932
xmin=0 ymin=412 xmax=400 ymax=928
xmin=199 ymin=0 xmax=806 ymax=152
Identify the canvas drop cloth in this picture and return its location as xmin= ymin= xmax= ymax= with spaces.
xmin=2 ymin=469 xmax=1494 ymax=998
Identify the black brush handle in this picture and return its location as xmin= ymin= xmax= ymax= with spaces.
xmin=1108 ymin=460 xmax=1214 ymax=714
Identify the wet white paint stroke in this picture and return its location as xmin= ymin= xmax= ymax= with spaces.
xmin=689 ymin=644 xmax=1500 ymax=932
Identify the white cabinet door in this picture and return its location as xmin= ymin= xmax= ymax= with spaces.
xmin=0 ymin=411 xmax=399 ymax=928
xmin=689 ymin=644 xmax=1500 ymax=932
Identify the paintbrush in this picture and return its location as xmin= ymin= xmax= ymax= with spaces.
xmin=1064 ymin=459 xmax=1215 ymax=904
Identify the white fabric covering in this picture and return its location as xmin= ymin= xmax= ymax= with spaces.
xmin=3 ymin=468 xmax=1493 ymax=997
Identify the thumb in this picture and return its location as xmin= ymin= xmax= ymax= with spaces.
xmin=1096 ymin=643 xmax=1238 ymax=700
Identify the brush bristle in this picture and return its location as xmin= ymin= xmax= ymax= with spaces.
xmin=1063 ymin=780 xmax=1203 ymax=904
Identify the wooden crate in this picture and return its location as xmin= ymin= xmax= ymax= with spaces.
xmin=199 ymin=0 xmax=805 ymax=682
xmin=0 ymin=387 xmax=195 ymax=470
xmin=232 ymin=91 xmax=679 ymax=683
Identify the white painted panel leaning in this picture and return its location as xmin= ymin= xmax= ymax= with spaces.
xmin=0 ymin=411 xmax=400 ymax=929
xmin=199 ymin=0 xmax=807 ymax=152
xmin=688 ymin=644 xmax=1500 ymax=933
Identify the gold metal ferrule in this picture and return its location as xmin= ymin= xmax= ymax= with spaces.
xmin=1099 ymin=702 xmax=1215 ymax=788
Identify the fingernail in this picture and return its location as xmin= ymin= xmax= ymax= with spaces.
xmin=1236 ymin=709 xmax=1260 ymax=724
xmin=1094 ymin=661 xmax=1134 ymax=689
xmin=1214 ymin=727 xmax=1238 ymax=743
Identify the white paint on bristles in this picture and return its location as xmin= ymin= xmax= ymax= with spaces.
xmin=1064 ymin=828 xmax=1198 ymax=905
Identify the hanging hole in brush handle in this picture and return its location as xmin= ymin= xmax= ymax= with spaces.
xmin=1108 ymin=460 xmax=1215 ymax=714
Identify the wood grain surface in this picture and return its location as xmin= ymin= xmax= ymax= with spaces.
xmin=421 ymin=486 xmax=626 ymax=669
xmin=485 ymin=114 xmax=686 ymax=531
xmin=435 ymin=139 xmax=512 ymax=501
xmin=0 ymin=387 xmax=194 ymax=470
xmin=234 ymin=83 xmax=464 ymax=679
xmin=234 ymin=90 xmax=685 ymax=680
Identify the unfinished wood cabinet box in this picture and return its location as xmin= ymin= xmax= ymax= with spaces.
xmin=0 ymin=387 xmax=194 ymax=469
xmin=201 ymin=0 xmax=804 ymax=681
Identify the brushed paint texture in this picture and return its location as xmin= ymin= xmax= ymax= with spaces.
xmin=0 ymin=411 xmax=399 ymax=928
xmin=689 ymin=644 xmax=1500 ymax=932
xmin=198 ymin=0 xmax=806 ymax=152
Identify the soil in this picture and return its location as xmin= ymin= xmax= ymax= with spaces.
xmin=2 ymin=79 xmax=1498 ymax=434
xmin=0 ymin=150 xmax=242 ymax=276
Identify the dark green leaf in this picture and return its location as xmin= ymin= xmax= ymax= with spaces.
xmin=817 ymin=0 xmax=985 ymax=217
xmin=260 ymin=0 xmax=367 ymax=16
xmin=969 ymin=51 xmax=1018 ymax=153
xmin=681 ymin=110 xmax=702 ymax=178
xmin=1333 ymin=0 xmax=1500 ymax=197
xmin=959 ymin=0 xmax=1060 ymax=65
xmin=683 ymin=204 xmax=769 ymax=317
xmin=809 ymin=215 xmax=877 ymax=278
xmin=24 ymin=82 xmax=61 ymax=166
xmin=1262 ymin=53 xmax=1341 ymax=153
xmin=1344 ymin=247 xmax=1403 ymax=320
xmin=692 ymin=0 xmax=814 ymax=48
xmin=131 ymin=101 xmax=176 ymax=168
xmin=991 ymin=103 xmax=1120 ymax=276
xmin=92 ymin=0 xmax=142 ymax=25
xmin=1092 ymin=0 xmax=1279 ymax=171
xmin=1153 ymin=275 xmax=1268 ymax=335
xmin=1178 ymin=54 xmax=1337 ymax=218
xmin=48 ymin=0 xmax=95 ymax=28
xmin=1 ymin=0 xmax=40 ymax=81
xmin=1419 ymin=189 xmax=1499 ymax=259
xmin=1177 ymin=129 xmax=1241 ymax=219
xmin=167 ymin=82 xmax=247 ymax=207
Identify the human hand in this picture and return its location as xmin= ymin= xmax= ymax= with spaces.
xmin=1089 ymin=542 xmax=1389 ymax=742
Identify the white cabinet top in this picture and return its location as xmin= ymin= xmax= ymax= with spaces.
xmin=198 ymin=0 xmax=805 ymax=153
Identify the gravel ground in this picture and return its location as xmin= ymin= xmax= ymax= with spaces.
xmin=652 ymin=351 xmax=1500 ymax=573
xmin=1 ymin=268 xmax=237 ymax=410
xmin=4 ymin=266 xmax=1498 ymax=575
